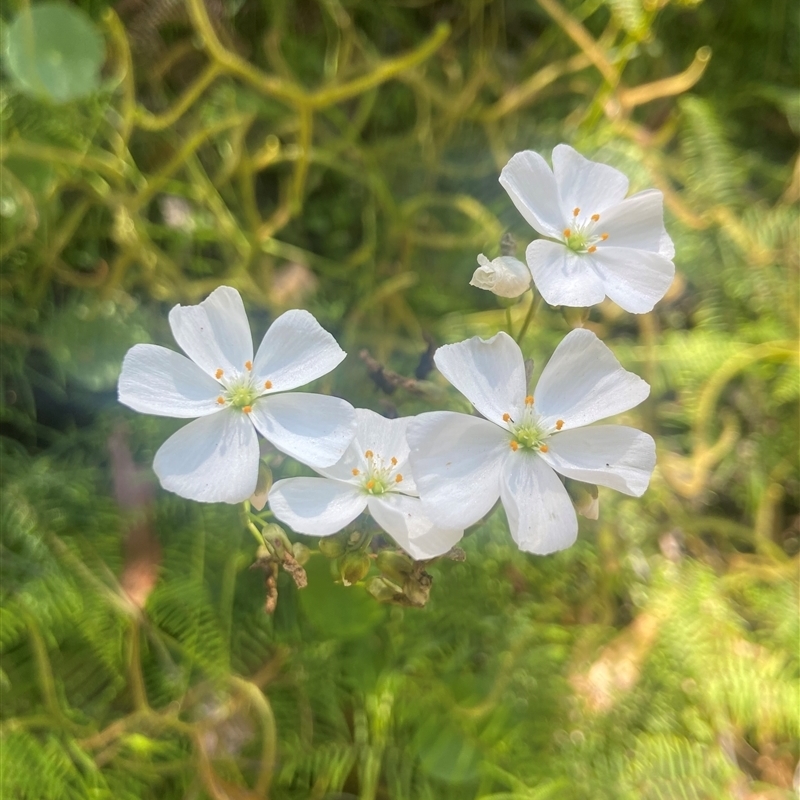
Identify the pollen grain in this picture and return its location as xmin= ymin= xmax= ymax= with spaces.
xmin=391 ymin=456 xmax=398 ymax=465
xmin=563 ymin=229 xmax=571 ymax=238
xmin=556 ymin=419 xmax=564 ymax=430
xmin=215 ymin=368 xmax=224 ymax=379
xmin=242 ymin=405 xmax=252 ymax=414
xmin=539 ymin=444 xmax=549 ymax=453
xmin=352 ymin=468 xmax=360 ymax=476
xmin=601 ymin=232 xmax=609 ymax=241
xmin=395 ymin=474 xmax=403 ymax=483
xmin=588 ymin=245 xmax=597 ymax=253
xmin=216 ymin=396 xmax=225 ymax=405
xmin=572 ymin=207 xmax=580 ymax=217
xmin=264 ymin=380 xmax=273 ymax=389
xmin=365 ymin=450 xmax=374 ymax=459
xmin=525 ymin=395 xmax=534 ymax=405
xmin=591 ymin=213 xmax=600 ymax=222
xmin=502 ymin=412 xmax=511 ymax=422
xmin=510 ymin=441 xmax=519 ymax=451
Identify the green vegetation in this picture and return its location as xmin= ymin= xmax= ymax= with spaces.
xmin=0 ymin=0 xmax=797 ymax=797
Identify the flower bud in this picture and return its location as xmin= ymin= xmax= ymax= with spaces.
xmin=318 ymin=536 xmax=346 ymax=558
xmin=338 ymin=552 xmax=371 ymax=586
xmin=470 ymin=253 xmax=531 ymax=298
xmin=376 ymin=550 xmax=414 ymax=585
xmin=292 ymin=542 xmax=311 ymax=565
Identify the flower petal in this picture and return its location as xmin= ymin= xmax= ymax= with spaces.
xmin=551 ymin=144 xmax=629 ymax=219
xmin=318 ymin=409 xmax=416 ymax=492
xmin=541 ymin=425 xmax=656 ymax=496
xmin=499 ymin=150 xmax=565 ymax=238
xmin=153 ymin=409 xmax=259 ymax=503
xmin=434 ymin=332 xmax=527 ymax=425
xmin=500 ymin=454 xmax=577 ymax=554
xmin=598 ymin=189 xmax=674 ymax=259
xmin=252 ymin=309 xmax=346 ymax=392
xmin=368 ymin=494 xmax=463 ymax=560
xmin=168 ymin=286 xmax=253 ymax=378
xmin=250 ymin=392 xmax=356 ymax=468
xmin=525 ymin=239 xmax=606 ymax=308
xmin=268 ymin=477 xmax=366 ymax=536
xmin=589 ymin=247 xmax=676 ymax=314
xmin=118 ymin=344 xmax=222 ymax=418
xmin=534 ymin=329 xmax=650 ymax=429
xmin=408 ymin=411 xmax=509 ymax=530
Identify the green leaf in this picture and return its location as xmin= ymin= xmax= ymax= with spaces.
xmin=4 ymin=3 xmax=105 ymax=103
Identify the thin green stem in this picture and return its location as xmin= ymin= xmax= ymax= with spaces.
xmin=515 ymin=291 xmax=541 ymax=343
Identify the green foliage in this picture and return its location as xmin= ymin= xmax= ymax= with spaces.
xmin=1 ymin=0 xmax=797 ymax=797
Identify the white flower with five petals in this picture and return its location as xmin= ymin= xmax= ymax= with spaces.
xmin=407 ymin=329 xmax=656 ymax=554
xmin=269 ymin=409 xmax=463 ymax=560
xmin=118 ymin=286 xmax=356 ymax=504
xmin=500 ymin=144 xmax=675 ymax=313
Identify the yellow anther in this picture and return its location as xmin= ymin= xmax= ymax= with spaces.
xmin=215 ymin=368 xmax=224 ymax=379
xmin=216 ymin=396 xmax=225 ymax=405
xmin=588 ymin=245 xmax=597 ymax=253
xmin=525 ymin=395 xmax=534 ymax=405
xmin=601 ymin=232 xmax=609 ymax=241
xmin=539 ymin=444 xmax=549 ymax=453
xmin=502 ymin=412 xmax=511 ymax=422
xmin=510 ymin=441 xmax=519 ymax=451
xmin=391 ymin=457 xmax=398 ymax=466
xmin=365 ymin=450 xmax=374 ymax=459
xmin=591 ymin=213 xmax=600 ymax=222
xmin=366 ymin=480 xmax=375 ymax=490
xmin=245 ymin=360 xmax=252 ymax=371
xmin=242 ymin=405 xmax=252 ymax=414
xmin=572 ymin=207 xmax=580 ymax=217
xmin=264 ymin=380 xmax=273 ymax=389
xmin=556 ymin=419 xmax=564 ymax=430
xmin=563 ymin=229 xmax=571 ymax=238
xmin=352 ymin=468 xmax=360 ymax=476
xmin=395 ymin=474 xmax=403 ymax=483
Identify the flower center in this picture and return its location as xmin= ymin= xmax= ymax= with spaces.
xmin=227 ymin=381 xmax=259 ymax=409
xmin=562 ymin=208 xmax=609 ymax=254
xmin=357 ymin=450 xmax=403 ymax=495
xmin=503 ymin=397 xmax=554 ymax=453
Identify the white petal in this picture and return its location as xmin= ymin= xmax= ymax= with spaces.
xmin=598 ymin=189 xmax=675 ymax=259
xmin=252 ymin=309 xmax=346 ymax=392
xmin=168 ymin=286 xmax=253 ymax=378
xmin=407 ymin=411 xmax=509 ymax=530
xmin=499 ymin=150 xmax=565 ymax=238
xmin=268 ymin=477 xmax=366 ymax=536
xmin=434 ymin=332 xmax=527 ymax=426
xmin=319 ymin=409 xmax=416 ymax=491
xmin=590 ymin=247 xmax=676 ymax=314
xmin=118 ymin=344 xmax=222 ymax=418
xmin=250 ymin=392 xmax=356 ymax=468
xmin=153 ymin=409 xmax=259 ymax=503
xmin=534 ymin=329 xmax=650 ymax=429
xmin=500 ymin=454 xmax=577 ymax=554
xmin=551 ymin=144 xmax=629 ymax=220
xmin=368 ymin=494 xmax=463 ymax=560
xmin=526 ymin=239 xmax=606 ymax=308
xmin=541 ymin=425 xmax=655 ymax=496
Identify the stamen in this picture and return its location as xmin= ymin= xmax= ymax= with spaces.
xmin=588 ymin=245 xmax=597 ymax=253
xmin=556 ymin=419 xmax=564 ymax=430
xmin=242 ymin=405 xmax=252 ymax=414
xmin=563 ymin=229 xmax=571 ymax=238
xmin=525 ymin=395 xmax=534 ymax=405
xmin=215 ymin=368 xmax=224 ymax=379
xmin=510 ymin=441 xmax=519 ymax=451
xmin=591 ymin=213 xmax=600 ymax=222
xmin=601 ymin=232 xmax=609 ymax=241
xmin=365 ymin=450 xmax=374 ymax=459
xmin=352 ymin=468 xmax=360 ymax=476
xmin=572 ymin=207 xmax=580 ymax=217
xmin=216 ymin=396 xmax=225 ymax=405
xmin=391 ymin=457 xmax=398 ymax=466
xmin=502 ymin=413 xmax=511 ymax=422
xmin=264 ymin=380 xmax=273 ymax=389
xmin=539 ymin=444 xmax=549 ymax=453
xmin=395 ymin=474 xmax=403 ymax=483
xmin=366 ymin=480 xmax=375 ymax=490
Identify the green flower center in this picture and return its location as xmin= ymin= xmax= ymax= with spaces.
xmin=512 ymin=422 xmax=547 ymax=450
xmin=356 ymin=450 xmax=404 ymax=495
xmin=565 ymin=230 xmax=589 ymax=252
xmin=226 ymin=382 xmax=259 ymax=410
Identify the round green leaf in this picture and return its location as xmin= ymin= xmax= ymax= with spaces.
xmin=4 ymin=3 xmax=105 ymax=103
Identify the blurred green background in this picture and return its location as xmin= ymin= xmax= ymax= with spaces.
xmin=0 ymin=0 xmax=798 ymax=797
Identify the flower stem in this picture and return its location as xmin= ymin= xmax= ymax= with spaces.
xmin=515 ymin=290 xmax=541 ymax=343
xmin=505 ymin=307 xmax=514 ymax=337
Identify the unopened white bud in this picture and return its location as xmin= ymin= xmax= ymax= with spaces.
xmin=469 ymin=254 xmax=531 ymax=298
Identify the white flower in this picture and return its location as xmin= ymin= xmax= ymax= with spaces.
xmin=118 ymin=286 xmax=356 ymax=504
xmin=470 ymin=253 xmax=531 ymax=298
xmin=500 ymin=144 xmax=675 ymax=313
xmin=407 ymin=330 xmax=656 ymax=554
xmin=269 ymin=409 xmax=463 ymax=560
